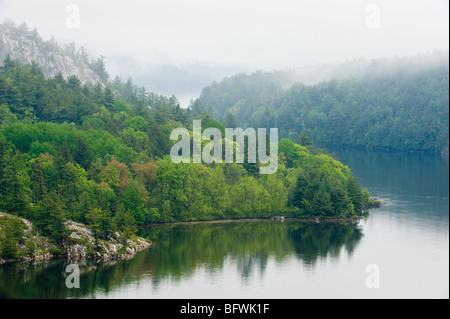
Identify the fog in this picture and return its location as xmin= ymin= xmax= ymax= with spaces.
xmin=0 ymin=0 xmax=448 ymax=100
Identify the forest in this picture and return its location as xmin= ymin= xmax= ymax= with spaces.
xmin=200 ymin=53 xmax=449 ymax=153
xmin=0 ymin=57 xmax=371 ymax=258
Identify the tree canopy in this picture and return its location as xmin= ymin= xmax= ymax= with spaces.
xmin=0 ymin=57 xmax=370 ymax=254
xmin=199 ymin=53 xmax=449 ymax=153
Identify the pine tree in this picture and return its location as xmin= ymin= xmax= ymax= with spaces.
xmin=0 ymin=137 xmax=11 ymax=198
xmin=0 ymin=220 xmax=20 ymax=260
xmin=67 ymin=75 xmax=81 ymax=90
xmin=1 ymin=54 xmax=16 ymax=74
xmin=31 ymin=161 xmax=47 ymax=203
xmin=92 ymin=82 xmax=103 ymax=106
xmin=71 ymin=191 xmax=93 ymax=223
xmin=87 ymin=208 xmax=117 ymax=241
xmin=0 ymin=215 xmax=25 ymax=260
xmin=35 ymin=191 xmax=69 ymax=246
xmin=73 ymin=137 xmax=92 ymax=170
xmin=347 ymin=176 xmax=364 ymax=213
xmin=91 ymin=55 xmax=110 ymax=83
xmin=29 ymin=61 xmax=43 ymax=76
xmin=0 ymin=76 xmax=7 ymax=105
xmin=54 ymin=141 xmax=73 ymax=181
xmin=292 ymin=171 xmax=308 ymax=209
xmin=313 ymin=186 xmax=333 ymax=217
xmin=0 ymin=161 xmax=28 ymax=215
xmin=299 ymin=132 xmax=313 ymax=147
xmin=224 ymin=112 xmax=237 ymax=128
xmin=114 ymin=209 xmax=136 ymax=242
xmin=103 ymin=86 xmax=115 ymax=110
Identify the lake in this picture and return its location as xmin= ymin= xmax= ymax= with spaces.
xmin=0 ymin=148 xmax=448 ymax=299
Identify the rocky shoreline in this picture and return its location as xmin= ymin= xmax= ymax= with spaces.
xmin=364 ymin=198 xmax=388 ymax=209
xmin=2 ymin=197 xmax=386 ymax=264
xmin=63 ymin=220 xmax=152 ymax=261
xmin=0 ymin=213 xmax=151 ymax=265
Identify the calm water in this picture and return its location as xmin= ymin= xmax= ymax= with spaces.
xmin=0 ymin=149 xmax=448 ymax=299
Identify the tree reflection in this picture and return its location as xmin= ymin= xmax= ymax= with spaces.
xmin=0 ymin=220 xmax=363 ymax=298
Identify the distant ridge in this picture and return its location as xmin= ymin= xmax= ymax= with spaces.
xmin=199 ymin=51 xmax=449 ymax=153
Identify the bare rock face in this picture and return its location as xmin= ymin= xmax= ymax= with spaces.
xmin=0 ymin=212 xmax=151 ymax=264
xmin=63 ymin=220 xmax=151 ymax=260
xmin=0 ymin=20 xmax=102 ymax=84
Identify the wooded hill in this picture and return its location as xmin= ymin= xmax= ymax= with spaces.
xmin=0 ymin=56 xmax=370 ymax=259
xmin=199 ymin=52 xmax=449 ymax=153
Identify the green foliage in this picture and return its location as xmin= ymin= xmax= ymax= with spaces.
xmin=292 ymin=163 xmax=354 ymax=218
xmin=73 ymin=137 xmax=92 ymax=170
xmin=205 ymin=119 xmax=226 ymax=136
xmin=0 ymin=104 xmax=18 ymax=129
xmin=86 ymin=208 xmax=116 ymax=241
xmin=90 ymin=56 xmax=110 ymax=83
xmin=200 ymin=55 xmax=449 ymax=153
xmin=0 ymin=215 xmax=27 ymax=260
xmin=114 ymin=209 xmax=137 ymax=242
xmin=122 ymin=179 xmax=147 ymax=225
xmin=125 ymin=116 xmax=149 ymax=132
xmin=0 ymin=139 xmax=29 ymax=216
xmin=35 ymin=191 xmax=70 ymax=246
xmin=299 ymin=132 xmax=313 ymax=147
xmin=0 ymin=55 xmax=371 ymax=250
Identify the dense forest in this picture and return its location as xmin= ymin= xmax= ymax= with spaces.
xmin=0 ymin=56 xmax=370 ymax=258
xmin=200 ymin=52 xmax=449 ymax=153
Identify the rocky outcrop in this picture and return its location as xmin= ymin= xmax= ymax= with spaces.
xmin=364 ymin=198 xmax=388 ymax=209
xmin=64 ymin=220 xmax=151 ymax=260
xmin=270 ymin=215 xmax=285 ymax=222
xmin=0 ymin=212 xmax=58 ymax=264
xmin=0 ymin=213 xmax=151 ymax=264
xmin=0 ymin=20 xmax=101 ymax=84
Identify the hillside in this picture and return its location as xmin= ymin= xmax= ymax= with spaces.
xmin=0 ymin=19 xmax=104 ymax=84
xmin=0 ymin=23 xmax=374 ymax=263
xmin=199 ymin=52 xmax=449 ymax=153
xmin=0 ymin=56 xmax=371 ymax=261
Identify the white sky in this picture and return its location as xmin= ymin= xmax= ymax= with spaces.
xmin=0 ymin=0 xmax=448 ymax=71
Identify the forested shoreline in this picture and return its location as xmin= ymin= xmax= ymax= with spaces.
xmin=200 ymin=52 xmax=449 ymax=154
xmin=0 ymin=57 xmax=371 ymax=261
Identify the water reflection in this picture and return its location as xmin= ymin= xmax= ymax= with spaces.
xmin=330 ymin=148 xmax=449 ymax=210
xmin=2 ymin=149 xmax=448 ymax=299
xmin=330 ymin=148 xmax=449 ymax=228
xmin=0 ymin=220 xmax=363 ymax=299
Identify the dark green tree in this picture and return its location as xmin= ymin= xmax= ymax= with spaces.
xmin=73 ymin=136 xmax=92 ymax=170
xmin=299 ymin=132 xmax=313 ymax=147
xmin=347 ymin=176 xmax=365 ymax=213
xmin=114 ymin=209 xmax=137 ymax=241
xmin=35 ymin=191 xmax=69 ymax=246
xmin=31 ymin=161 xmax=47 ymax=203
xmin=54 ymin=141 xmax=73 ymax=181
xmin=0 ymin=216 xmax=25 ymax=260
xmin=67 ymin=75 xmax=81 ymax=90
xmin=86 ymin=208 xmax=116 ymax=241
xmin=224 ymin=112 xmax=237 ymax=128
xmin=1 ymin=54 xmax=16 ymax=74
xmin=103 ymin=86 xmax=115 ymax=110
xmin=0 ymin=161 xmax=28 ymax=215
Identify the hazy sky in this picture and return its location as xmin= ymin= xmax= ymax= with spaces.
xmin=0 ymin=0 xmax=448 ymax=73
